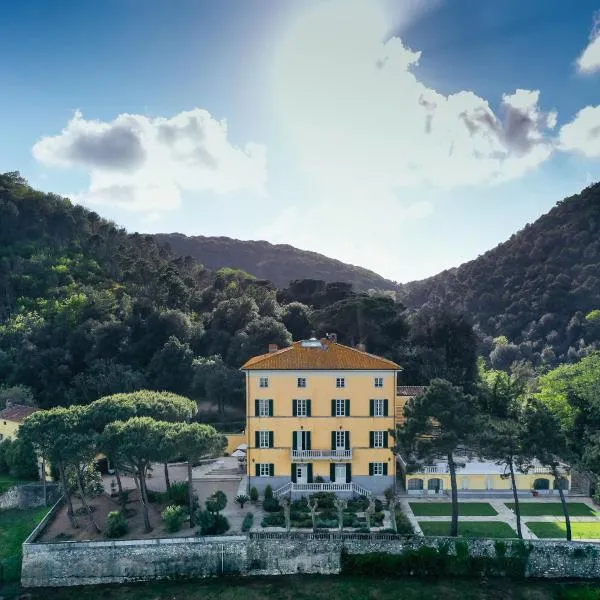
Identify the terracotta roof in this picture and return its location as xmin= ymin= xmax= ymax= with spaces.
xmin=241 ymin=338 xmax=400 ymax=371
xmin=0 ymin=404 xmax=38 ymax=423
xmin=396 ymin=386 xmax=427 ymax=396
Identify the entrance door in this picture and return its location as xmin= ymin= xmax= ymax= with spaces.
xmin=335 ymin=463 xmax=347 ymax=483
xmin=296 ymin=464 xmax=307 ymax=485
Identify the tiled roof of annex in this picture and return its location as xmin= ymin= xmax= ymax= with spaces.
xmin=0 ymin=404 xmax=38 ymax=423
xmin=241 ymin=338 xmax=400 ymax=371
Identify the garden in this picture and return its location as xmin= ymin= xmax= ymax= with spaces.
xmin=505 ymin=503 xmax=598 ymax=517
xmin=418 ymin=521 xmax=518 ymax=538
xmin=409 ymin=502 xmax=498 ymax=517
xmin=527 ymin=522 xmax=600 ymax=540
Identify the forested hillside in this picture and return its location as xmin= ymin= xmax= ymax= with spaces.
xmin=153 ymin=233 xmax=399 ymax=292
xmin=397 ymin=182 xmax=600 ymax=368
xmin=3 ymin=172 xmax=471 ymax=425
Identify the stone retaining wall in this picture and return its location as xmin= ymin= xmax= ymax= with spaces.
xmin=0 ymin=483 xmax=60 ymax=510
xmin=21 ymin=532 xmax=600 ymax=588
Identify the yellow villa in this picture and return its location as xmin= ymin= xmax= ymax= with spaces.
xmin=241 ymin=335 xmax=399 ymax=497
xmin=0 ymin=403 xmax=38 ymax=441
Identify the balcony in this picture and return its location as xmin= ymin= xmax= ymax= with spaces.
xmin=274 ymin=481 xmax=372 ymax=498
xmin=291 ymin=449 xmax=352 ymax=461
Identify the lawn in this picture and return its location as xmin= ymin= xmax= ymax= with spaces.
xmin=409 ymin=502 xmax=498 ymax=517
xmin=419 ymin=521 xmax=517 ymax=538
xmin=0 ymin=506 xmax=49 ymax=584
xmin=505 ymin=503 xmax=597 ymax=517
xmin=527 ymin=521 xmax=600 ymax=540
xmin=0 ymin=474 xmax=27 ymax=494
xmin=21 ymin=575 xmax=574 ymax=600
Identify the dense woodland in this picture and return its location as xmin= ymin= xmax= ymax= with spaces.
xmin=153 ymin=233 xmax=399 ymax=292
xmin=0 ymin=172 xmax=475 ymax=426
xmin=397 ymin=182 xmax=600 ymax=367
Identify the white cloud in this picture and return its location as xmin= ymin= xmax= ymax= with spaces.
xmin=576 ymin=13 xmax=600 ymax=74
xmin=32 ymin=109 xmax=267 ymax=214
xmin=559 ymin=105 xmax=600 ymax=158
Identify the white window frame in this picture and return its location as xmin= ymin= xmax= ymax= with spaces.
xmin=258 ymin=463 xmax=272 ymax=477
xmin=257 ymin=399 xmax=270 ymax=417
xmin=373 ymin=399 xmax=385 ymax=417
xmin=374 ymin=377 xmax=383 ymax=388
xmin=258 ymin=431 xmax=270 ymax=448
xmin=335 ymin=430 xmax=346 ymax=449
xmin=373 ymin=431 xmax=385 ymax=448
xmin=259 ymin=377 xmax=269 ymax=388
xmin=297 ymin=377 xmax=307 ymax=388
xmin=335 ymin=399 xmax=346 ymax=417
xmin=295 ymin=399 xmax=308 ymax=417
xmin=336 ymin=377 xmax=345 ymax=388
xmin=372 ymin=462 xmax=384 ymax=476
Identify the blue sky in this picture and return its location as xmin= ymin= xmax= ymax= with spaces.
xmin=1 ymin=0 xmax=600 ymax=283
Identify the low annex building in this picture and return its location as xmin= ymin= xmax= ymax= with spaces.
xmin=0 ymin=402 xmax=38 ymax=441
xmin=241 ymin=336 xmax=399 ymax=497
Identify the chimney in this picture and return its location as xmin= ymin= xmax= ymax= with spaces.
xmin=327 ymin=333 xmax=337 ymax=343
xmin=268 ymin=344 xmax=278 ymax=353
xmin=356 ymin=343 xmax=366 ymax=352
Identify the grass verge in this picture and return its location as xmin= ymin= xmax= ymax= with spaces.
xmin=527 ymin=521 xmax=600 ymax=540
xmin=419 ymin=520 xmax=517 ymax=538
xmin=505 ymin=503 xmax=597 ymax=517
xmin=409 ymin=502 xmax=498 ymax=517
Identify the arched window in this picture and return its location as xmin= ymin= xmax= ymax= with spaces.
xmin=427 ymin=478 xmax=443 ymax=492
xmin=407 ymin=478 xmax=424 ymax=490
xmin=553 ymin=477 xmax=569 ymax=490
xmin=533 ymin=478 xmax=550 ymax=490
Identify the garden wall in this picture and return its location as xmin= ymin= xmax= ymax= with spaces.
xmin=0 ymin=483 xmax=60 ymax=510
xmin=21 ymin=532 xmax=600 ymax=588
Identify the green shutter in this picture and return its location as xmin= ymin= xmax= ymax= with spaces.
xmin=306 ymin=431 xmax=312 ymax=450
xmin=306 ymin=400 xmax=311 ymax=416
xmin=345 ymin=431 xmax=350 ymax=450
xmin=292 ymin=431 xmax=298 ymax=450
xmin=307 ymin=463 xmax=313 ymax=483
xmin=383 ymin=463 xmax=388 ymax=476
xmin=255 ymin=431 xmax=260 ymax=448
xmin=369 ymin=399 xmax=374 ymax=417
xmin=383 ymin=432 xmax=388 ymax=448
xmin=256 ymin=464 xmax=260 ymax=477
xmin=292 ymin=400 xmax=297 ymax=417
xmin=269 ymin=464 xmax=275 ymax=477
xmin=255 ymin=399 xmax=260 ymax=416
xmin=345 ymin=399 xmax=350 ymax=416
xmin=269 ymin=399 xmax=274 ymax=416
xmin=269 ymin=431 xmax=274 ymax=448
xmin=291 ymin=465 xmax=297 ymax=483
xmin=346 ymin=463 xmax=352 ymax=482
xmin=331 ymin=431 xmax=336 ymax=450
xmin=369 ymin=463 xmax=374 ymax=476
xmin=369 ymin=432 xmax=374 ymax=448
xmin=330 ymin=463 xmax=335 ymax=482
xmin=331 ymin=399 xmax=336 ymax=416
xmin=383 ymin=399 xmax=388 ymax=416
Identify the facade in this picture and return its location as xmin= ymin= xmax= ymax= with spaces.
xmin=0 ymin=403 xmax=38 ymax=441
xmin=242 ymin=336 xmax=399 ymax=497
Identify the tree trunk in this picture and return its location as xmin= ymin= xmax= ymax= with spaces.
xmin=164 ymin=462 xmax=171 ymax=491
xmin=554 ymin=466 xmax=572 ymax=541
xmin=137 ymin=469 xmax=152 ymax=533
xmin=59 ymin=464 xmax=78 ymax=529
xmin=390 ymin=502 xmax=397 ymax=533
xmin=447 ymin=453 xmax=459 ymax=537
xmin=508 ymin=460 xmax=523 ymax=539
xmin=41 ymin=458 xmax=47 ymax=507
xmin=188 ymin=460 xmax=196 ymax=528
xmin=76 ymin=469 xmax=101 ymax=533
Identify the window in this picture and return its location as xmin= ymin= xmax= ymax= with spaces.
xmin=372 ymin=462 xmax=384 ymax=476
xmin=256 ymin=399 xmax=272 ymax=417
xmin=257 ymin=463 xmax=274 ymax=477
xmin=297 ymin=377 xmax=307 ymax=388
xmin=335 ymin=430 xmax=346 ymax=448
xmin=293 ymin=399 xmax=311 ymax=417
xmin=335 ymin=399 xmax=346 ymax=416
xmin=258 ymin=431 xmax=271 ymax=448
xmin=370 ymin=399 xmax=388 ymax=417
xmin=374 ymin=377 xmax=383 ymax=388
xmin=370 ymin=430 xmax=388 ymax=448
xmin=336 ymin=377 xmax=345 ymax=388
xmin=259 ymin=377 xmax=269 ymax=388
